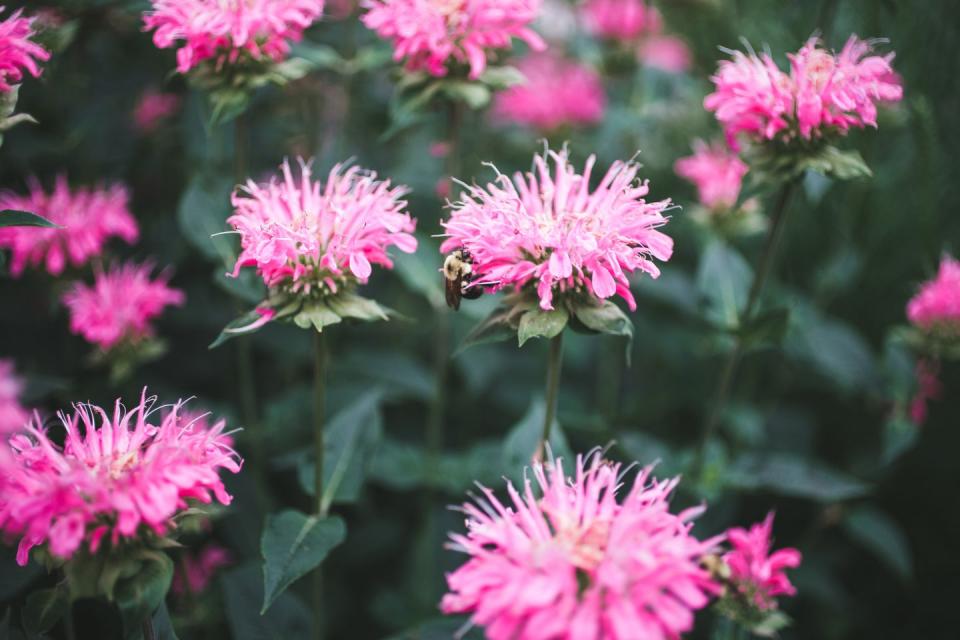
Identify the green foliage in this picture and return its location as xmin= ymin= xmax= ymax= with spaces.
xmin=21 ymin=584 xmax=68 ymax=637
xmin=0 ymin=210 xmax=59 ymax=228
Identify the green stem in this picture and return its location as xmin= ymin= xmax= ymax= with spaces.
xmin=142 ymin=617 xmax=156 ymax=640
xmin=539 ymin=333 xmax=565 ymax=458
xmin=696 ymin=180 xmax=798 ymax=472
xmin=312 ymin=330 xmax=328 ymax=640
xmin=63 ymin=603 xmax=76 ymax=640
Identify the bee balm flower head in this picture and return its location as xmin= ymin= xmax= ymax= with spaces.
xmin=0 ymin=6 xmax=50 ymax=93
xmin=906 ymin=255 xmax=960 ymax=337
xmin=442 ymin=452 xmax=722 ymax=640
xmin=722 ymin=512 xmax=801 ymax=611
xmin=0 ymin=359 xmax=29 ymax=434
xmin=674 ymin=140 xmax=749 ymax=211
xmin=0 ymin=390 xmax=241 ymax=566
xmin=440 ymin=148 xmax=673 ymax=311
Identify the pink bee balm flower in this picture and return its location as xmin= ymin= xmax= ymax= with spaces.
xmin=723 ymin=512 xmax=801 ymax=611
xmin=143 ymin=0 xmax=326 ymax=74
xmin=172 ymin=544 xmax=233 ymax=596
xmin=442 ymin=452 xmax=722 ymax=639
xmin=0 ymin=6 xmax=50 ymax=93
xmin=440 ymin=148 xmax=673 ymax=311
xmin=674 ymin=140 xmax=749 ymax=211
xmin=133 ymin=88 xmax=182 ymax=133
xmin=0 ymin=177 xmax=138 ymax=277
xmin=0 ymin=390 xmax=241 ymax=566
xmin=637 ymin=35 xmax=691 ymax=74
xmin=361 ymin=0 xmax=546 ymax=80
xmin=493 ymin=53 xmax=605 ymax=131
xmin=229 ymin=158 xmax=417 ymax=294
xmin=581 ymin=0 xmax=662 ymax=43
xmin=0 ymin=359 xmax=29 ymax=434
xmin=62 ymin=262 xmax=185 ymax=351
xmin=906 ymin=255 xmax=960 ymax=336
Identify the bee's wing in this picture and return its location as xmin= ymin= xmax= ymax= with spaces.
xmin=445 ymin=274 xmax=462 ymax=310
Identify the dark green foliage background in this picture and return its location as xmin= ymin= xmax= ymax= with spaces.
xmin=1 ymin=1 xmax=958 ymax=639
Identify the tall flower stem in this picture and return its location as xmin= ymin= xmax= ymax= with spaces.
xmin=539 ymin=333 xmax=565 ymax=457
xmin=142 ymin=618 xmax=156 ymax=640
xmin=696 ymin=179 xmax=798 ymax=472
xmin=312 ymin=329 xmax=328 ymax=640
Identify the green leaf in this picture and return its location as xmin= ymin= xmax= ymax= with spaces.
xmin=221 ymin=564 xmax=311 ymax=640
xmin=569 ymin=299 xmax=634 ymax=359
xmin=804 ymin=146 xmax=872 ymax=180
xmin=697 ymin=240 xmax=753 ymax=328
xmin=149 ymin=601 xmax=180 ymax=640
xmin=326 ymin=293 xmax=391 ymax=323
xmin=261 ymin=510 xmax=346 ymax=613
xmin=114 ymin=550 xmax=174 ymax=637
xmin=842 ymin=505 xmax=913 ymax=580
xmin=177 ymin=175 xmax=236 ymax=267
xmin=739 ymin=307 xmax=790 ymax=349
xmin=786 ymin=304 xmax=876 ymax=392
xmin=214 ymin=267 xmax=265 ymax=305
xmin=440 ymin=81 xmax=492 ymax=109
xmin=517 ymin=307 xmax=569 ymax=346
xmin=882 ymin=417 xmax=919 ymax=464
xmin=751 ymin=610 xmax=792 ymax=638
xmin=22 ymin=584 xmax=68 ymax=636
xmin=457 ymin=297 xmax=536 ymax=355
xmin=727 ymin=452 xmax=871 ymax=502
xmin=0 ymin=209 xmax=60 ymax=228
xmin=477 ymin=65 xmax=526 ymax=90
xmin=209 ymin=308 xmax=270 ymax=349
xmin=501 ymin=399 xmax=573 ymax=479
xmin=293 ymin=300 xmax=342 ymax=333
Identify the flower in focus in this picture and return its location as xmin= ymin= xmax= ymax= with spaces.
xmin=723 ymin=512 xmax=801 ymax=611
xmin=62 ymin=262 xmax=184 ymax=352
xmin=0 ymin=6 xmax=50 ymax=93
xmin=440 ymin=148 xmax=673 ymax=311
xmin=361 ymin=0 xmax=546 ymax=79
xmin=143 ymin=0 xmax=325 ymax=75
xmin=0 ymin=359 xmax=29 ymax=434
xmin=0 ymin=177 xmax=138 ymax=277
xmin=909 ymin=358 xmax=942 ymax=426
xmin=229 ymin=158 xmax=417 ymax=295
xmin=906 ymin=255 xmax=960 ymax=337
xmin=581 ymin=0 xmax=661 ymax=43
xmin=674 ymin=140 xmax=749 ymax=211
xmin=0 ymin=390 xmax=241 ymax=565
xmin=172 ymin=544 xmax=233 ymax=596
xmin=493 ymin=52 xmax=605 ymax=131
xmin=133 ymin=88 xmax=181 ymax=133
xmin=637 ymin=34 xmax=691 ymax=74
xmin=441 ymin=452 xmax=721 ymax=639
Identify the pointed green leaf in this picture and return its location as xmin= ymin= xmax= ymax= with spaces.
xmin=293 ymin=301 xmax=342 ymax=332
xmin=842 ymin=506 xmax=913 ymax=580
xmin=0 ymin=209 xmax=61 ymax=228
xmin=22 ymin=584 xmax=68 ymax=636
xmin=697 ymin=240 xmax=753 ymax=328
xmin=727 ymin=452 xmax=871 ymax=502
xmin=177 ymin=175 xmax=236 ymax=266
xmin=327 ymin=293 xmax=391 ymax=322
xmin=517 ymin=307 xmax=569 ymax=346
xmin=114 ymin=550 xmax=174 ymax=637
xmin=209 ymin=308 xmax=270 ymax=349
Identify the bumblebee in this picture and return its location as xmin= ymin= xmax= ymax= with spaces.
xmin=443 ymin=247 xmax=484 ymax=310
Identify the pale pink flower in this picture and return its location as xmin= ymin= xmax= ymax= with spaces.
xmin=62 ymin=262 xmax=185 ymax=351
xmin=907 ymin=255 xmax=960 ymax=335
xmin=0 ymin=177 xmax=139 ymax=277
xmin=581 ymin=0 xmax=661 ymax=43
xmin=228 ymin=158 xmax=417 ymax=294
xmin=143 ymin=0 xmax=326 ymax=74
xmin=361 ymin=0 xmax=546 ymax=79
xmin=133 ymin=89 xmax=181 ymax=133
xmin=0 ymin=390 xmax=241 ymax=566
xmin=909 ymin=358 xmax=942 ymax=425
xmin=442 ymin=452 xmax=721 ymax=639
xmin=637 ymin=35 xmax=691 ymax=74
xmin=172 ymin=544 xmax=233 ymax=596
xmin=493 ymin=53 xmax=605 ymax=131
xmin=674 ymin=140 xmax=748 ymax=211
xmin=0 ymin=360 xmax=29 ymax=434
xmin=723 ymin=512 xmax=801 ymax=611
xmin=440 ymin=148 xmax=673 ymax=311
xmin=0 ymin=6 xmax=50 ymax=93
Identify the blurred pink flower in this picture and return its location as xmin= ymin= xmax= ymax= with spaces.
xmin=0 ymin=360 xmax=29 ymax=434
xmin=0 ymin=390 xmax=241 ymax=566
xmin=361 ymin=0 xmax=545 ymax=79
xmin=62 ymin=262 xmax=185 ymax=351
xmin=440 ymin=148 xmax=673 ymax=311
xmin=723 ymin=512 xmax=801 ymax=611
xmin=493 ymin=53 xmax=605 ymax=131
xmin=674 ymin=140 xmax=748 ymax=211
xmin=0 ymin=6 xmax=50 ymax=93
xmin=442 ymin=452 xmax=722 ymax=639
xmin=581 ymin=0 xmax=661 ymax=43
xmin=909 ymin=358 xmax=942 ymax=425
xmin=0 ymin=177 xmax=138 ymax=277
xmin=229 ymin=158 xmax=417 ymax=295
xmin=906 ymin=255 xmax=960 ymax=335
xmin=133 ymin=89 xmax=181 ymax=133
xmin=637 ymin=34 xmax=691 ymax=74
xmin=172 ymin=544 xmax=233 ymax=596
xmin=143 ymin=0 xmax=325 ymax=74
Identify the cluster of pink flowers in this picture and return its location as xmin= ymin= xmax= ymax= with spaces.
xmin=0 ymin=359 xmax=29 ymax=434
xmin=143 ymin=0 xmax=326 ymax=74
xmin=493 ymin=53 xmax=605 ymax=131
xmin=0 ymin=390 xmax=241 ymax=566
xmin=705 ymin=36 xmax=903 ymax=150
xmin=133 ymin=88 xmax=182 ymax=133
xmin=172 ymin=544 xmax=233 ymax=596
xmin=674 ymin=140 xmax=749 ymax=211
xmin=580 ymin=0 xmax=661 ymax=42
xmin=440 ymin=148 xmax=673 ymax=311
xmin=62 ymin=262 xmax=185 ymax=351
xmin=723 ymin=512 xmax=801 ymax=611
xmin=229 ymin=158 xmax=417 ymax=295
xmin=0 ymin=6 xmax=50 ymax=93
xmin=361 ymin=0 xmax=546 ymax=79
xmin=442 ymin=452 xmax=722 ymax=639
xmin=906 ymin=255 xmax=960 ymax=336
xmin=0 ymin=177 xmax=138 ymax=277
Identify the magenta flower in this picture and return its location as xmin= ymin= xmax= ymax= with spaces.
xmin=361 ymin=0 xmax=546 ymax=79
xmin=0 ymin=177 xmax=138 ymax=277
xmin=0 ymin=6 xmax=50 ymax=93
xmin=442 ymin=452 xmax=722 ymax=639
xmin=133 ymin=88 xmax=181 ymax=133
xmin=581 ymin=0 xmax=661 ymax=43
xmin=907 ymin=255 xmax=960 ymax=336
xmin=62 ymin=261 xmax=185 ymax=352
xmin=0 ymin=390 xmax=241 ymax=566
xmin=674 ymin=140 xmax=749 ymax=211
xmin=723 ymin=512 xmax=801 ymax=611
xmin=637 ymin=35 xmax=691 ymax=74
xmin=0 ymin=360 xmax=29 ymax=434
xmin=172 ymin=544 xmax=233 ymax=596
xmin=493 ymin=53 xmax=605 ymax=131
xmin=143 ymin=0 xmax=326 ymax=75
xmin=440 ymin=148 xmax=673 ymax=311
